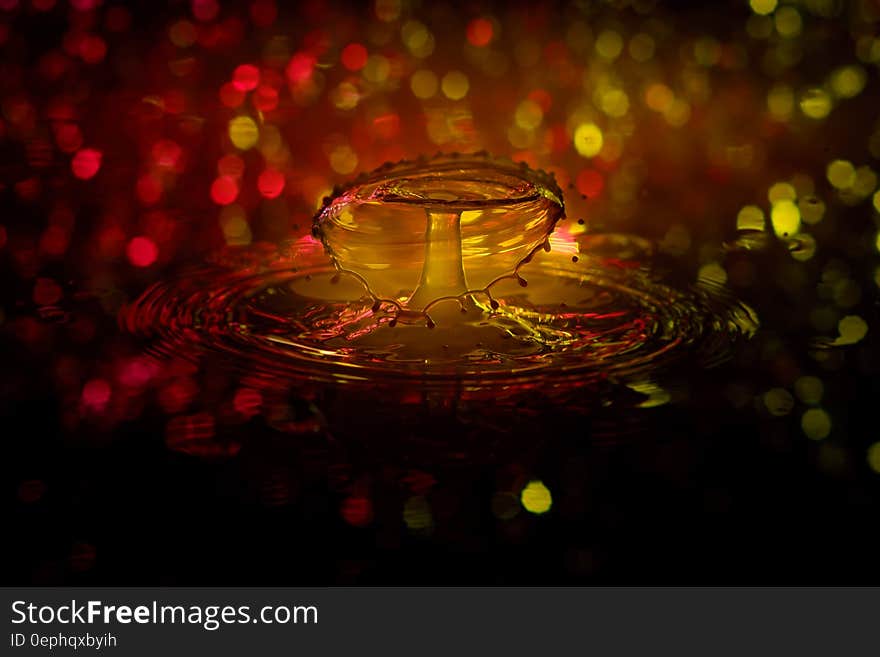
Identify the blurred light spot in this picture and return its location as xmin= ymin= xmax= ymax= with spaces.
xmin=763 ymin=388 xmax=794 ymax=416
xmin=800 ymin=88 xmax=832 ymax=119
xmin=576 ymin=169 xmax=604 ymax=198
xmin=341 ymin=496 xmax=373 ymax=527
xmin=219 ymin=204 xmax=251 ymax=245
xmin=645 ymin=83 xmax=674 ymax=112
xmin=410 ymin=69 xmax=438 ymax=99
xmin=595 ymin=30 xmax=623 ymax=60
xmin=466 ymin=18 xmax=494 ymax=47
xmin=737 ymin=205 xmax=765 ymax=231
xmin=829 ymin=65 xmax=866 ymax=99
xmin=169 ymin=20 xmax=197 ymax=48
xmin=211 ymin=175 xmax=239 ymax=205
xmin=867 ymin=443 xmax=880 ymax=474
xmin=600 ymin=88 xmax=629 ymax=117
xmin=771 ymin=199 xmax=800 ymax=237
xmin=826 ymin=160 xmax=855 ymax=190
xmin=834 ymin=315 xmax=867 ymax=345
xmin=219 ymin=82 xmax=246 ymax=108
xmin=515 ymin=99 xmax=543 ymax=130
xmin=258 ymin=168 xmax=285 ymax=198
xmin=799 ymin=196 xmax=825 ymax=224
xmin=233 ymin=64 xmax=260 ymax=91
xmin=403 ymin=495 xmax=432 ymax=530
xmin=441 ymin=71 xmax=469 ymax=100
xmin=768 ymin=182 xmax=796 ymax=204
xmin=229 ymin=116 xmax=259 ymax=150
xmin=629 ymin=33 xmax=655 ymax=62
xmin=767 ymin=84 xmax=794 ymax=120
xmin=329 ymin=144 xmax=358 ymax=174
xmin=81 ymin=379 xmax=111 ymax=411
xmin=402 ymin=20 xmax=434 ymax=58
xmin=217 ymin=153 xmax=245 ymax=178
xmin=33 ymin=277 xmax=62 ymax=306
xmin=374 ymin=0 xmax=401 ymax=22
xmin=774 ymin=6 xmax=802 ymax=38
xmin=286 ymin=52 xmax=315 ymax=83
xmin=233 ymin=387 xmax=261 ymax=416
xmin=794 ymin=376 xmax=823 ymax=404
xmin=127 ymin=236 xmax=158 ymax=267
xmin=574 ymin=123 xmax=603 ymax=158
xmin=71 ymin=148 xmax=102 ymax=180
xmin=364 ymin=55 xmax=391 ymax=84
xmin=750 ymin=0 xmax=777 ymax=15
xmin=341 ymin=43 xmax=368 ymax=71
xmin=801 ymin=408 xmax=832 ymax=440
xmin=521 ymin=480 xmax=552 ymax=514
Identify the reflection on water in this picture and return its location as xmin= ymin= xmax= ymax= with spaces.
xmin=121 ymin=230 xmax=758 ymax=398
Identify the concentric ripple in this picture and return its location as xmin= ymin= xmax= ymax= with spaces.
xmin=120 ymin=233 xmax=759 ymax=396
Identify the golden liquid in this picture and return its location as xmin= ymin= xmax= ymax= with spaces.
xmin=312 ymin=154 xmax=565 ymax=324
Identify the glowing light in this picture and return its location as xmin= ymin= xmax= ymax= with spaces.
xmin=71 ymin=148 xmax=102 ymax=179
xmin=521 ymin=480 xmax=552 ymax=514
xmin=81 ymin=379 xmax=111 ymax=411
xmin=514 ymin=99 xmax=543 ymax=130
xmin=410 ymin=69 xmax=438 ymax=99
xmin=441 ymin=71 xmax=469 ymax=100
xmin=232 ymin=64 xmax=260 ymax=91
xmin=374 ymin=0 xmax=401 ymax=22
xmin=774 ymin=6 xmax=802 ymax=38
xmin=767 ymin=84 xmax=794 ymax=120
xmin=573 ymin=123 xmax=604 ymax=158
xmin=826 ymin=160 xmax=855 ymax=190
xmin=403 ymin=496 xmax=432 ymax=530
xmin=466 ymin=18 xmax=494 ymax=47
xmin=768 ymin=182 xmax=796 ymax=204
xmin=800 ymin=88 xmax=832 ymax=119
xmin=830 ymin=66 xmax=866 ymax=99
xmin=219 ymin=205 xmax=251 ymax=245
xmin=136 ymin=174 xmax=163 ymax=205
xmin=228 ymin=116 xmax=259 ymax=150
xmin=749 ymin=0 xmax=777 ymax=15
xmin=629 ymin=33 xmax=655 ymax=62
xmin=771 ymin=199 xmax=800 ymax=237
xmin=341 ymin=496 xmax=373 ymax=527
xmin=874 ymin=190 xmax=880 ymax=213
xmin=799 ymin=196 xmax=826 ymax=224
xmin=868 ymin=443 xmax=880 ymax=474
xmin=600 ymin=89 xmax=629 ymax=118
xmin=33 ymin=278 xmax=62 ymax=306
xmin=340 ymin=43 xmax=368 ymax=71
xmin=737 ymin=205 xmax=765 ymax=231
xmin=219 ymin=82 xmax=246 ymax=108
xmin=329 ymin=145 xmax=358 ymax=174
xmin=794 ymin=376 xmax=824 ymax=404
xmin=211 ymin=175 xmax=239 ymax=205
xmin=257 ymin=168 xmax=285 ymax=198
xmin=169 ymin=20 xmax=196 ymax=48
xmin=645 ymin=83 xmax=674 ymax=112
xmin=363 ymin=55 xmax=391 ymax=83
xmin=126 ymin=236 xmax=158 ymax=267
xmin=401 ymin=20 xmax=434 ymax=58
xmin=286 ymin=52 xmax=315 ymax=83
xmin=576 ymin=168 xmax=604 ymax=198
xmin=834 ymin=315 xmax=868 ymax=345
xmin=763 ymin=388 xmax=794 ymax=416
xmin=801 ymin=408 xmax=832 ymax=440
xmin=595 ymin=29 xmax=623 ymax=60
